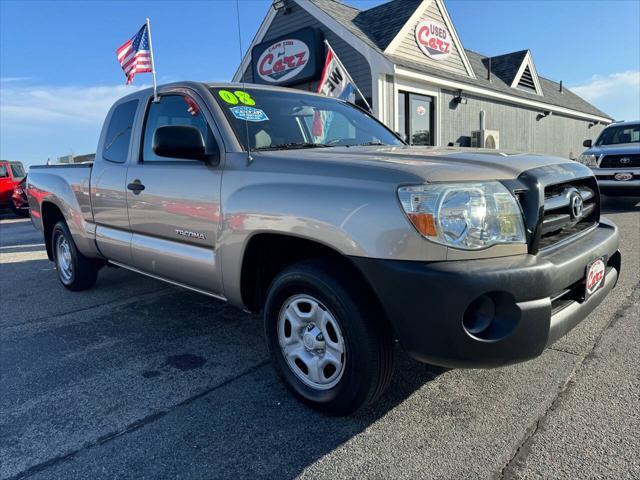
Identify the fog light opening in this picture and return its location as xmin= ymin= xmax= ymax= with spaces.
xmin=463 ymin=294 xmax=495 ymax=335
xmin=463 ymin=292 xmax=520 ymax=341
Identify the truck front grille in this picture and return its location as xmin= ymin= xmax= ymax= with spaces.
xmin=599 ymin=154 xmax=640 ymax=168
xmin=508 ymin=167 xmax=601 ymax=254
xmin=538 ymin=177 xmax=599 ymax=250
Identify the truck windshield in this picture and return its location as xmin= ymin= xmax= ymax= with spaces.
xmin=211 ymin=87 xmax=402 ymax=151
xmin=595 ymin=124 xmax=640 ymax=146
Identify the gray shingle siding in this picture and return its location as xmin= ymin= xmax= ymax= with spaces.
xmin=392 ymin=0 xmax=470 ymax=77
xmin=441 ymin=89 xmax=607 ymax=158
xmin=392 ymin=50 xmax=610 ymax=119
xmin=236 ymin=0 xmax=612 ymax=157
xmin=308 ymin=0 xmax=611 ymax=120
xmin=240 ymin=2 xmax=372 ymax=99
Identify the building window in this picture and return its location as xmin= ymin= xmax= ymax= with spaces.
xmin=398 ymin=92 xmax=434 ymax=146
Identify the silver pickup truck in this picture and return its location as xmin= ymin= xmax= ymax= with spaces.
xmin=28 ymin=82 xmax=621 ymax=414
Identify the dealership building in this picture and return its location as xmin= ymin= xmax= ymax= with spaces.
xmin=234 ymin=0 xmax=613 ymax=158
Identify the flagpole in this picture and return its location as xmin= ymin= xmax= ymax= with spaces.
xmin=146 ymin=17 xmax=158 ymax=102
xmin=324 ymin=40 xmax=372 ymax=112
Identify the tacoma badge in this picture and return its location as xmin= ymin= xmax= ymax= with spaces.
xmin=175 ymin=229 xmax=206 ymax=240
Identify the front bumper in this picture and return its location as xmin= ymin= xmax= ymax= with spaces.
xmin=351 ymin=219 xmax=620 ymax=368
xmin=592 ymin=167 xmax=640 ymax=195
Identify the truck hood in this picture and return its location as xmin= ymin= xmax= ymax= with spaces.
xmin=262 ymin=145 xmax=575 ymax=182
xmin=584 ymin=143 xmax=640 ymax=156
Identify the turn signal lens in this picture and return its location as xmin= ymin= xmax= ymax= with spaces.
xmin=407 ymin=213 xmax=437 ymax=237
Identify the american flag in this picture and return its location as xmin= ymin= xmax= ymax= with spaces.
xmin=116 ymin=24 xmax=152 ymax=85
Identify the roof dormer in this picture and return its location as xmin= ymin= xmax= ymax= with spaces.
xmin=511 ymin=50 xmax=543 ymax=96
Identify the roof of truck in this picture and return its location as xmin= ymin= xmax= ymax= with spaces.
xmin=114 ymin=81 xmax=347 ymax=104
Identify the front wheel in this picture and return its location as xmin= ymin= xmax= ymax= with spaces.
xmin=52 ymin=221 xmax=99 ymax=291
xmin=264 ymin=260 xmax=394 ymax=415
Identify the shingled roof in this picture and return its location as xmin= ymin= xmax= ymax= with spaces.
xmin=483 ymin=50 xmax=528 ymax=86
xmin=309 ymin=0 xmax=611 ymax=120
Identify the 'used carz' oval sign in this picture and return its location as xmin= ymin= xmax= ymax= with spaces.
xmin=415 ymin=19 xmax=452 ymax=61
xmin=257 ymin=39 xmax=309 ymax=83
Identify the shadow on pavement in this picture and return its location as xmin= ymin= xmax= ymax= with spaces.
xmin=2 ymin=279 xmax=446 ymax=479
xmin=601 ymin=195 xmax=640 ymax=213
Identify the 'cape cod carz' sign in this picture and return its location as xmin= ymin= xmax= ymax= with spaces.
xmin=251 ymin=28 xmax=323 ymax=86
xmin=415 ymin=19 xmax=452 ymax=61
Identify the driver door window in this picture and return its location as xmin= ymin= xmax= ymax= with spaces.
xmin=142 ymin=95 xmax=218 ymax=162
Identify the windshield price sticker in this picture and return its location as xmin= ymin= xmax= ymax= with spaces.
xmin=230 ymin=106 xmax=269 ymax=122
xmin=218 ymin=90 xmax=256 ymax=106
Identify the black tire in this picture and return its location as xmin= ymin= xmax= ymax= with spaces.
xmin=51 ymin=221 xmax=99 ymax=291
xmin=264 ymin=259 xmax=394 ymax=415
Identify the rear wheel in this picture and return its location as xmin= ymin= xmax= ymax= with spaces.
xmin=264 ymin=260 xmax=394 ymax=415
xmin=52 ymin=221 xmax=99 ymax=291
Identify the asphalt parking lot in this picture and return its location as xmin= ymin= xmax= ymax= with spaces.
xmin=1 ymin=197 xmax=638 ymax=480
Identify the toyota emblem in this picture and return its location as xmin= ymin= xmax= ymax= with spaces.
xmin=620 ymin=157 xmax=631 ymax=164
xmin=570 ymin=192 xmax=584 ymax=219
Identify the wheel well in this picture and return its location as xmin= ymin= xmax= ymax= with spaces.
xmin=41 ymin=202 xmax=65 ymax=261
xmin=240 ymin=234 xmax=376 ymax=314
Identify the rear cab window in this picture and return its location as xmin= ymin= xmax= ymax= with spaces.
xmin=103 ymin=100 xmax=139 ymax=163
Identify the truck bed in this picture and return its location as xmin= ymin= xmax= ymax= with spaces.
xmin=27 ymin=162 xmax=95 ymax=258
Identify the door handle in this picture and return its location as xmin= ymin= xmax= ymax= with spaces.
xmin=127 ymin=180 xmax=145 ymax=193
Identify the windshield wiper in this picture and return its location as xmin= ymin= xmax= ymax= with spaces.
xmin=344 ymin=141 xmax=386 ymax=147
xmin=254 ymin=142 xmax=332 ymax=151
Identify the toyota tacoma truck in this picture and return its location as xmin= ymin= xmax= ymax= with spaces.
xmin=579 ymin=120 xmax=640 ymax=196
xmin=28 ymin=82 xmax=621 ymax=415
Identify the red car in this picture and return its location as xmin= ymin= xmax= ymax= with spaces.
xmin=11 ymin=176 xmax=30 ymax=217
xmin=0 ymin=160 xmax=28 ymax=216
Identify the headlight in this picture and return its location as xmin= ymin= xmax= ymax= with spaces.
xmin=398 ymin=182 xmax=526 ymax=250
xmin=577 ymin=154 xmax=598 ymax=167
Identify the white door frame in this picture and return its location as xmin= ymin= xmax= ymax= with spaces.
xmin=394 ymin=75 xmax=442 ymax=146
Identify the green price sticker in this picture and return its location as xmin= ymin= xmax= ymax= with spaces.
xmin=218 ymin=90 xmax=239 ymax=104
xmin=234 ymin=90 xmax=256 ymax=106
xmin=218 ymin=89 xmax=256 ymax=106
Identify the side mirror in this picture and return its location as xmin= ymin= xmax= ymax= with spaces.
xmin=153 ymin=125 xmax=206 ymax=161
xmin=583 ymin=139 xmax=592 ymax=148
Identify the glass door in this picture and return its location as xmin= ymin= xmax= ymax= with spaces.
xmin=398 ymin=92 xmax=434 ymax=146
